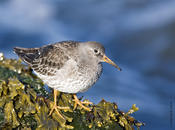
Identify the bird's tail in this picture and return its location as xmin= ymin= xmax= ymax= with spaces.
xmin=13 ymin=47 xmax=39 ymax=65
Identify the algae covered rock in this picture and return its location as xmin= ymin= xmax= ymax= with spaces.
xmin=0 ymin=53 xmax=144 ymax=129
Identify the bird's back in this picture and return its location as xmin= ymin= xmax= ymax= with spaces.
xmin=14 ymin=41 xmax=79 ymax=76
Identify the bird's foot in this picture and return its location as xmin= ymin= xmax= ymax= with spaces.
xmin=73 ymin=94 xmax=93 ymax=111
xmin=49 ymin=102 xmax=70 ymax=119
xmin=49 ymin=90 xmax=70 ymax=119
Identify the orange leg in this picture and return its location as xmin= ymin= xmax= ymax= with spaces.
xmin=49 ymin=89 xmax=69 ymax=119
xmin=73 ymin=94 xmax=93 ymax=111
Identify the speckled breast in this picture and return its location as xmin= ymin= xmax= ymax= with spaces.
xmin=35 ymin=62 xmax=102 ymax=94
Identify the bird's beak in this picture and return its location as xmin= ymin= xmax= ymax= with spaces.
xmin=103 ymin=55 xmax=122 ymax=71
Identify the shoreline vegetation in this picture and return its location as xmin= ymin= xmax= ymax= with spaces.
xmin=0 ymin=53 xmax=144 ymax=129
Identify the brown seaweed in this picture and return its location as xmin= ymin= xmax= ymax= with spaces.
xmin=0 ymin=53 xmax=144 ymax=129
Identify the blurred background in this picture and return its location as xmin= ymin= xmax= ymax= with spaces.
xmin=0 ymin=0 xmax=175 ymax=129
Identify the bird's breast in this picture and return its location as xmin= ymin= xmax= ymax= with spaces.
xmin=36 ymin=60 xmax=102 ymax=93
xmin=75 ymin=63 xmax=103 ymax=93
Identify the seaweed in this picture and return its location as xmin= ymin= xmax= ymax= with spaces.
xmin=0 ymin=53 xmax=144 ymax=129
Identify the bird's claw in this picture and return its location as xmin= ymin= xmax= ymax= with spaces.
xmin=49 ymin=103 xmax=66 ymax=119
xmin=73 ymin=95 xmax=92 ymax=111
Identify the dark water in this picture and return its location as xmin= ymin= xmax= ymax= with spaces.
xmin=0 ymin=0 xmax=175 ymax=129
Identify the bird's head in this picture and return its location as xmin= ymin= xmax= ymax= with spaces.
xmin=79 ymin=41 xmax=121 ymax=71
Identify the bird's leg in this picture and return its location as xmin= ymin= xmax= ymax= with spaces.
xmin=73 ymin=94 xmax=93 ymax=111
xmin=49 ymin=89 xmax=69 ymax=119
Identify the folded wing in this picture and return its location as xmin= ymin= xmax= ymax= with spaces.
xmin=14 ymin=44 xmax=70 ymax=76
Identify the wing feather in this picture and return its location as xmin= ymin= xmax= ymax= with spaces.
xmin=32 ymin=44 xmax=70 ymax=76
xmin=14 ymin=41 xmax=79 ymax=76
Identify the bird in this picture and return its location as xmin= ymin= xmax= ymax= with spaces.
xmin=13 ymin=41 xmax=121 ymax=119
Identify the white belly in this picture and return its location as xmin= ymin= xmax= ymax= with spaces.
xmin=34 ymin=59 xmax=102 ymax=93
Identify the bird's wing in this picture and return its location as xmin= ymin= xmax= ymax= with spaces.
xmin=14 ymin=47 xmax=40 ymax=64
xmin=14 ymin=43 xmax=75 ymax=76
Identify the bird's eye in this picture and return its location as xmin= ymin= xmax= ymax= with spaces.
xmin=94 ymin=49 xmax=98 ymax=53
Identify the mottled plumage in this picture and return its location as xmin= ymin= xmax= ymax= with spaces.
xmin=14 ymin=40 xmax=121 ymax=117
xmin=14 ymin=41 xmax=117 ymax=93
xmin=14 ymin=42 xmax=77 ymax=76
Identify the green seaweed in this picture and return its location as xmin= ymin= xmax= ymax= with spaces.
xmin=0 ymin=53 xmax=144 ymax=129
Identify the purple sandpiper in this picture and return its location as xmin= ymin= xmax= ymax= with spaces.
xmin=14 ymin=41 xmax=121 ymax=119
